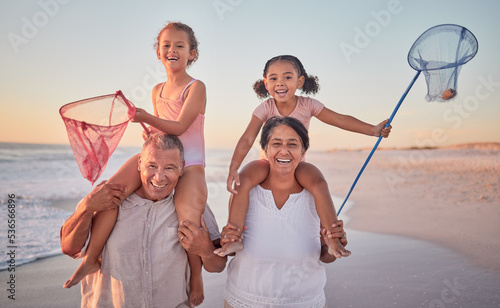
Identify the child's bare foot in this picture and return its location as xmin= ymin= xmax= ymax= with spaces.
xmin=326 ymin=236 xmax=351 ymax=258
xmin=213 ymin=241 xmax=243 ymax=257
xmin=63 ymin=257 xmax=100 ymax=288
xmin=189 ymin=273 xmax=204 ymax=307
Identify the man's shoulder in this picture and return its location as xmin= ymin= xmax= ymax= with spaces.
xmin=123 ymin=192 xmax=174 ymax=207
xmin=202 ymin=204 xmax=221 ymax=240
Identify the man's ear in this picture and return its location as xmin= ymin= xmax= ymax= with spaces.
xmin=137 ymin=154 xmax=142 ymax=171
xmin=179 ymin=160 xmax=185 ymax=177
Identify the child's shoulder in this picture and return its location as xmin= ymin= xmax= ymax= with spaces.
xmin=190 ymin=79 xmax=206 ymax=90
xmin=184 ymin=79 xmax=206 ymax=99
xmin=296 ymin=96 xmax=325 ymax=113
xmin=297 ymin=95 xmax=322 ymax=104
xmin=152 ymin=82 xmax=165 ymax=99
xmin=153 ymin=82 xmax=165 ymax=92
xmin=258 ymin=97 xmax=274 ymax=106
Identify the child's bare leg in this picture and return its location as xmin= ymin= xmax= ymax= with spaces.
xmin=296 ymin=162 xmax=351 ymax=258
xmin=63 ymin=155 xmax=141 ymax=288
xmin=63 ymin=209 xmax=117 ymax=288
xmin=174 ymin=165 xmax=207 ymax=307
xmin=214 ymin=160 xmax=270 ymax=257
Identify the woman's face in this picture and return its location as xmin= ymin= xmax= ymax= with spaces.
xmin=265 ymin=124 xmax=305 ymax=176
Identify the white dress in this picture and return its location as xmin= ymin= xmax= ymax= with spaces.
xmin=224 ymin=185 xmax=326 ymax=308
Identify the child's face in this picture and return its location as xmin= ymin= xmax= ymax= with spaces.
xmin=156 ymin=28 xmax=196 ymax=71
xmin=264 ymin=61 xmax=305 ymax=103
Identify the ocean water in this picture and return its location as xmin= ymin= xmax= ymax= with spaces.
xmin=0 ymin=143 xmax=236 ymax=270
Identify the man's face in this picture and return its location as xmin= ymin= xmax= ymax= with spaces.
xmin=135 ymin=146 xmax=183 ymax=202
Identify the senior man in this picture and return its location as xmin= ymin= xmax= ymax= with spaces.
xmin=60 ymin=133 xmax=226 ymax=307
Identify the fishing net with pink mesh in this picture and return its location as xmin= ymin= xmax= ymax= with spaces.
xmin=60 ymin=91 xmax=146 ymax=185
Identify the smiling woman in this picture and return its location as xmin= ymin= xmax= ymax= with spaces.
xmin=260 ymin=116 xmax=309 ymax=181
xmin=223 ymin=116 xmax=347 ymax=308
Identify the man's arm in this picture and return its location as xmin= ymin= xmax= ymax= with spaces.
xmin=60 ymin=181 xmax=126 ymax=258
xmin=178 ymin=219 xmax=227 ymax=273
xmin=60 ymin=198 xmax=94 ymax=258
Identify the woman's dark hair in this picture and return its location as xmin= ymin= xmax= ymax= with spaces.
xmin=260 ymin=116 xmax=310 ymax=152
xmin=253 ymin=55 xmax=320 ymax=99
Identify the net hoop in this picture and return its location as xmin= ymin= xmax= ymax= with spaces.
xmin=407 ymin=24 xmax=478 ymax=72
xmin=59 ymin=91 xmax=136 ymax=127
xmin=59 ymin=90 xmax=137 ymax=184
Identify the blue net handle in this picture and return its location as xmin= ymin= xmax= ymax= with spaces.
xmin=337 ymin=70 xmax=421 ymax=216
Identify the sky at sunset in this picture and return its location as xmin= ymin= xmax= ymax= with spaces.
xmin=1 ymin=0 xmax=499 ymax=151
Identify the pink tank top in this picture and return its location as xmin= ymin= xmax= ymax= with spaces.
xmin=155 ymin=79 xmax=205 ymax=167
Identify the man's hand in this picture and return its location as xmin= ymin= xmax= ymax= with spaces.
xmin=178 ymin=218 xmax=214 ymax=258
xmin=82 ymin=181 xmax=127 ymax=213
xmin=60 ymin=181 xmax=126 ymax=258
xmin=178 ymin=218 xmax=228 ymax=273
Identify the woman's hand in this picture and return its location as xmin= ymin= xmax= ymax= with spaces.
xmin=324 ymin=220 xmax=347 ymax=247
xmin=219 ymin=223 xmax=245 ymax=246
xmin=320 ymin=220 xmax=348 ymax=263
xmin=226 ymin=170 xmax=241 ymax=194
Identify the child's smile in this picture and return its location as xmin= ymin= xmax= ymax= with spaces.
xmin=156 ymin=29 xmax=195 ymax=70
xmin=264 ymin=60 xmax=304 ymax=103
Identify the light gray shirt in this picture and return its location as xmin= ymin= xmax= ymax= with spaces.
xmin=80 ymin=192 xmax=220 ymax=308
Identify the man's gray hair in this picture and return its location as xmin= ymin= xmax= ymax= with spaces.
xmin=142 ymin=133 xmax=184 ymax=164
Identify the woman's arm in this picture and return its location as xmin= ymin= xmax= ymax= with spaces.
xmin=315 ymin=107 xmax=390 ymax=137
xmin=319 ymin=221 xmax=348 ymax=263
xmin=133 ymin=81 xmax=206 ymax=136
xmin=227 ymin=115 xmax=264 ymax=193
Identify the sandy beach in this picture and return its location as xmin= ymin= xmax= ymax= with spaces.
xmin=311 ymin=143 xmax=500 ymax=273
xmin=1 ymin=144 xmax=499 ymax=307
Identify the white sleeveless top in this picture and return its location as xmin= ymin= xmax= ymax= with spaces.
xmin=225 ymin=185 xmax=326 ymax=308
